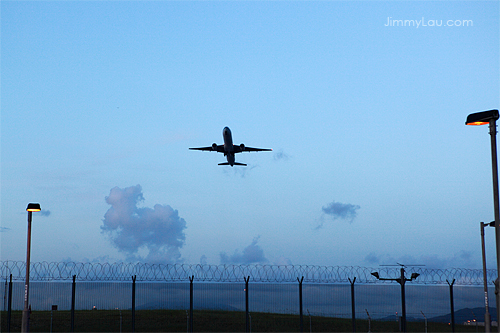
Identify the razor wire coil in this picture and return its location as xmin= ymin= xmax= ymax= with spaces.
xmin=1 ymin=261 xmax=495 ymax=285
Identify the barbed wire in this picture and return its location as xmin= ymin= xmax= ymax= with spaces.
xmin=1 ymin=261 xmax=496 ymax=285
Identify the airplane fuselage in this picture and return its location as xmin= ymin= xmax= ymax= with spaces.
xmin=223 ymin=127 xmax=238 ymax=165
xmin=223 ymin=127 xmax=234 ymax=155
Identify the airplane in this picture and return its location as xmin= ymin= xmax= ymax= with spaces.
xmin=189 ymin=127 xmax=272 ymax=166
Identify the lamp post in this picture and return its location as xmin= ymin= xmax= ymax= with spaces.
xmin=466 ymin=109 xmax=500 ymax=332
xmin=21 ymin=203 xmax=41 ymax=333
xmin=481 ymin=221 xmax=495 ymax=333
xmin=371 ymin=267 xmax=419 ymax=332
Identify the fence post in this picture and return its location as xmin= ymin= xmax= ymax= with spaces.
xmin=349 ymin=277 xmax=356 ymax=332
xmin=189 ymin=275 xmax=194 ymax=333
xmin=298 ymin=276 xmax=304 ymax=333
xmin=8 ymin=274 xmax=12 ymax=333
xmin=132 ymin=275 xmax=136 ymax=333
xmin=3 ymin=277 xmax=6 ymax=311
xmin=245 ymin=276 xmax=250 ymax=332
xmin=71 ymin=275 xmax=76 ymax=332
xmin=447 ymin=279 xmax=455 ymax=333
xmin=400 ymin=268 xmax=407 ymax=333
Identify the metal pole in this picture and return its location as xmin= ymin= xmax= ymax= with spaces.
xmin=482 ymin=222 xmax=492 ymax=333
xmin=4 ymin=277 xmax=7 ymax=311
xmin=298 ymin=276 xmax=304 ymax=333
xmin=132 ymin=275 xmax=136 ymax=333
xmin=8 ymin=274 xmax=12 ymax=333
xmin=71 ymin=275 xmax=76 ymax=332
xmin=349 ymin=277 xmax=356 ymax=332
xmin=21 ymin=211 xmax=32 ymax=333
xmin=447 ymin=279 xmax=456 ymax=333
xmin=421 ymin=311 xmax=427 ymax=333
xmin=400 ymin=268 xmax=407 ymax=333
xmin=489 ymin=118 xmax=500 ymax=333
xmin=245 ymin=276 xmax=250 ymax=333
xmin=189 ymin=275 xmax=194 ymax=333
xmin=365 ymin=309 xmax=372 ymax=333
xmin=50 ymin=308 xmax=53 ymax=333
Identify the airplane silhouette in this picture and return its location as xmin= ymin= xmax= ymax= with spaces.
xmin=190 ymin=127 xmax=272 ymax=166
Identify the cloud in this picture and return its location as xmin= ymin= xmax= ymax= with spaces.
xmin=223 ymin=164 xmax=258 ymax=178
xmin=315 ymin=200 xmax=361 ymax=229
xmin=273 ymin=256 xmax=293 ymax=266
xmin=273 ymin=149 xmax=290 ymax=161
xmin=0 ymin=227 xmax=11 ymax=232
xmin=364 ymin=252 xmax=380 ymax=265
xmin=322 ymin=201 xmax=360 ymax=221
xmin=101 ymin=185 xmax=187 ymax=263
xmin=220 ymin=236 xmax=268 ymax=264
xmin=40 ymin=209 xmax=51 ymax=217
xmin=364 ymin=251 xmax=475 ymax=269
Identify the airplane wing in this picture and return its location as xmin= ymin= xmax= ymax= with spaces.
xmin=233 ymin=145 xmax=272 ymax=153
xmin=189 ymin=145 xmax=225 ymax=153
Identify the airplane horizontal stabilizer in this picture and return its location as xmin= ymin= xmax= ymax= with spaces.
xmin=218 ymin=162 xmax=247 ymax=166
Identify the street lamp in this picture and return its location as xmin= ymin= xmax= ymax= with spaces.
xmin=21 ymin=203 xmax=41 ymax=333
xmin=481 ymin=221 xmax=495 ymax=333
xmin=371 ymin=267 xmax=419 ymax=332
xmin=466 ymin=109 xmax=500 ymax=332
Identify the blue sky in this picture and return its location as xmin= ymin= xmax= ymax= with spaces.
xmin=1 ymin=1 xmax=499 ymax=269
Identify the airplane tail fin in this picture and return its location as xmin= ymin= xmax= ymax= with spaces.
xmin=218 ymin=162 xmax=247 ymax=166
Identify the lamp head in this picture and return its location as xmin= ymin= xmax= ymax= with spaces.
xmin=371 ymin=272 xmax=380 ymax=279
xmin=26 ymin=203 xmax=41 ymax=212
xmin=465 ymin=109 xmax=499 ymax=126
xmin=410 ymin=273 xmax=420 ymax=280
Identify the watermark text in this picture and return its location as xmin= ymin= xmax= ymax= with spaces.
xmin=385 ymin=17 xmax=473 ymax=28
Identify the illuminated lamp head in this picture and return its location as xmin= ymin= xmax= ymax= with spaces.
xmin=26 ymin=203 xmax=41 ymax=212
xmin=466 ymin=109 xmax=499 ymax=126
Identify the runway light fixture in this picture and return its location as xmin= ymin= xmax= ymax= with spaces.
xmin=466 ymin=109 xmax=500 ymax=333
xmin=21 ymin=203 xmax=41 ymax=333
xmin=481 ymin=221 xmax=495 ymax=333
xmin=371 ymin=267 xmax=419 ymax=332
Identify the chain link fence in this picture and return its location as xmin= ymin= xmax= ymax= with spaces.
xmin=1 ymin=261 xmax=497 ymax=331
xmin=1 ymin=261 xmax=496 ymax=284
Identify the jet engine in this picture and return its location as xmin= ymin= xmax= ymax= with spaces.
xmin=240 ymin=143 xmax=245 ymax=151
xmin=212 ymin=143 xmax=218 ymax=151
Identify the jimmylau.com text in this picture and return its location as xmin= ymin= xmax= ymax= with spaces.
xmin=385 ymin=17 xmax=473 ymax=28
